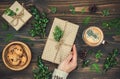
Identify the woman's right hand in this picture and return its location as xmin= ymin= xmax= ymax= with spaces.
xmin=58 ymin=44 xmax=77 ymax=73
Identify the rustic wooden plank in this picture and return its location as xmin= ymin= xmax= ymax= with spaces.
xmin=0 ymin=62 xmax=120 ymax=79
xmin=0 ymin=0 xmax=120 ymax=79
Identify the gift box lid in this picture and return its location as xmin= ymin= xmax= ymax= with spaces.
xmin=42 ymin=17 xmax=79 ymax=64
xmin=2 ymin=1 xmax=32 ymax=31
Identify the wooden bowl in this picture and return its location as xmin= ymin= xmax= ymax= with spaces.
xmin=2 ymin=41 xmax=32 ymax=71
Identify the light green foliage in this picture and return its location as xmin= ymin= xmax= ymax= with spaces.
xmin=69 ymin=5 xmax=75 ymax=14
xmin=29 ymin=6 xmax=49 ymax=38
xmin=95 ymin=50 xmax=103 ymax=59
xmin=103 ymin=49 xmax=119 ymax=72
xmin=53 ymin=26 xmax=64 ymax=42
xmin=83 ymin=16 xmax=91 ymax=25
xmin=50 ymin=7 xmax=57 ymax=13
xmin=1 ymin=22 xmax=9 ymax=30
xmin=90 ymin=63 xmax=101 ymax=73
xmin=102 ymin=9 xmax=110 ymax=16
xmin=33 ymin=56 xmax=52 ymax=79
xmin=102 ymin=18 xmax=120 ymax=35
xmin=4 ymin=8 xmax=16 ymax=16
xmin=5 ymin=34 xmax=14 ymax=42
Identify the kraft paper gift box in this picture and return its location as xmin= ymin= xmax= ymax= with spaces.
xmin=2 ymin=1 xmax=32 ymax=31
xmin=42 ymin=18 xmax=79 ymax=64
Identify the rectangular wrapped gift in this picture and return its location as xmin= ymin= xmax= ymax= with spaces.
xmin=42 ymin=18 xmax=79 ymax=64
xmin=2 ymin=1 xmax=32 ymax=31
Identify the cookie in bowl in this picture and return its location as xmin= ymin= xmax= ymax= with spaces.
xmin=2 ymin=41 xmax=31 ymax=71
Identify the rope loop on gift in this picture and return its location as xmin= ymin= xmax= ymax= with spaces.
xmin=10 ymin=3 xmax=25 ymax=26
xmin=55 ymin=38 xmax=64 ymax=50
xmin=48 ymin=21 xmax=73 ymax=63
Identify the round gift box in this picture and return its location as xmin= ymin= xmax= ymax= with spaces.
xmin=2 ymin=41 xmax=32 ymax=71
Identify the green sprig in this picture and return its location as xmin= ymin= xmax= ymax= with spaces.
xmin=90 ymin=63 xmax=101 ymax=73
xmin=50 ymin=7 xmax=57 ymax=14
xmin=102 ymin=9 xmax=110 ymax=16
xmin=4 ymin=8 xmax=16 ymax=16
xmin=95 ymin=50 xmax=103 ymax=59
xmin=82 ymin=59 xmax=90 ymax=68
xmin=83 ymin=16 xmax=91 ymax=26
xmin=103 ymin=49 xmax=119 ymax=72
xmin=69 ymin=5 xmax=76 ymax=14
xmin=5 ymin=34 xmax=14 ymax=42
xmin=53 ymin=26 xmax=64 ymax=42
xmin=29 ymin=6 xmax=49 ymax=38
xmin=81 ymin=8 xmax=85 ymax=14
xmin=1 ymin=22 xmax=9 ymax=30
xmin=33 ymin=56 xmax=52 ymax=79
xmin=102 ymin=18 xmax=120 ymax=35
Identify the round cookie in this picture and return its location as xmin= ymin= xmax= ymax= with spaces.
xmin=20 ymin=55 xmax=27 ymax=66
xmin=13 ymin=45 xmax=23 ymax=56
xmin=8 ymin=45 xmax=16 ymax=53
xmin=7 ymin=52 xmax=20 ymax=66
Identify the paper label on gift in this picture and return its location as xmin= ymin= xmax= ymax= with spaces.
xmin=42 ymin=18 xmax=79 ymax=64
xmin=2 ymin=1 xmax=32 ymax=31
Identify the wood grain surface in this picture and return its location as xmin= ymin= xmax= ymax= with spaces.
xmin=0 ymin=0 xmax=120 ymax=79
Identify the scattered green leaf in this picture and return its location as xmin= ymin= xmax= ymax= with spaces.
xmin=103 ymin=49 xmax=119 ymax=72
xmin=50 ymin=7 xmax=57 ymax=14
xmin=90 ymin=63 xmax=101 ymax=73
xmin=102 ymin=18 xmax=120 ymax=35
xmin=4 ymin=8 xmax=16 ymax=16
xmin=83 ymin=16 xmax=91 ymax=26
xmin=29 ymin=6 xmax=49 ymax=38
xmin=53 ymin=26 xmax=64 ymax=42
xmin=69 ymin=5 xmax=75 ymax=14
xmin=102 ymin=9 xmax=110 ymax=16
xmin=33 ymin=56 xmax=52 ymax=79
xmin=82 ymin=59 xmax=90 ymax=67
xmin=95 ymin=50 xmax=103 ymax=59
xmin=81 ymin=8 xmax=85 ymax=14
xmin=1 ymin=22 xmax=9 ymax=30
xmin=5 ymin=34 xmax=14 ymax=42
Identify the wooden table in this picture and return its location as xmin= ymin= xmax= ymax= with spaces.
xmin=0 ymin=0 xmax=120 ymax=79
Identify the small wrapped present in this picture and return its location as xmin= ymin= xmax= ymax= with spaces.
xmin=2 ymin=1 xmax=32 ymax=31
xmin=42 ymin=18 xmax=79 ymax=64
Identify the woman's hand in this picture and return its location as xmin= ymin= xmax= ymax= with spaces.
xmin=58 ymin=44 xmax=77 ymax=73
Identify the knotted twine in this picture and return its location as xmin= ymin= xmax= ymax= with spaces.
xmin=48 ymin=21 xmax=72 ymax=63
xmin=10 ymin=3 xmax=25 ymax=26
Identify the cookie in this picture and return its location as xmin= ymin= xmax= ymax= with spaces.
xmin=8 ymin=45 xmax=16 ymax=53
xmin=13 ymin=45 xmax=23 ymax=56
xmin=7 ymin=52 xmax=20 ymax=66
xmin=20 ymin=55 xmax=27 ymax=66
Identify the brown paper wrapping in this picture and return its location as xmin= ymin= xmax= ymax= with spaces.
xmin=2 ymin=1 xmax=32 ymax=31
xmin=42 ymin=18 xmax=79 ymax=64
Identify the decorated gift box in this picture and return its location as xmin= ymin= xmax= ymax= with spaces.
xmin=2 ymin=1 xmax=32 ymax=31
xmin=42 ymin=18 xmax=79 ymax=64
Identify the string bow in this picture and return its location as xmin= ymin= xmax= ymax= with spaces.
xmin=10 ymin=4 xmax=25 ymax=26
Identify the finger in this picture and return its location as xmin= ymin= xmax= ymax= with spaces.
xmin=65 ymin=53 xmax=72 ymax=63
xmin=72 ymin=44 xmax=77 ymax=62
